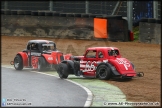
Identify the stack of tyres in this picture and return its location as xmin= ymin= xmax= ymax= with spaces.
xmin=139 ymin=18 xmax=161 ymax=44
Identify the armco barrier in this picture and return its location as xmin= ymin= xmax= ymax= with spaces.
xmin=139 ymin=18 xmax=161 ymax=44
xmin=1 ymin=10 xmax=130 ymax=41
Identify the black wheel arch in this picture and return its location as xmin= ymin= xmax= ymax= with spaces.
xmin=96 ymin=62 xmax=120 ymax=77
xmin=61 ymin=60 xmax=75 ymax=74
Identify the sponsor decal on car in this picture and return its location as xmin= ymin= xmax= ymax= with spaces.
xmin=115 ymin=58 xmax=130 ymax=70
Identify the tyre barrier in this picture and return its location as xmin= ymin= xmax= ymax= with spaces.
xmin=4 ymin=10 xmax=11 ymax=15
xmin=134 ymin=18 xmax=160 ymax=27
xmin=53 ymin=12 xmax=60 ymax=17
xmin=81 ymin=14 xmax=89 ymax=18
xmin=45 ymin=11 xmax=53 ymax=16
xmin=31 ymin=11 xmax=38 ymax=16
xmin=93 ymin=14 xmax=105 ymax=18
xmin=95 ymin=16 xmax=104 ymax=18
xmin=95 ymin=15 xmax=123 ymax=20
xmin=156 ymin=19 xmax=161 ymax=24
xmin=140 ymin=18 xmax=161 ymax=24
xmin=89 ymin=14 xmax=96 ymax=18
xmin=139 ymin=18 xmax=148 ymax=22
xmin=106 ymin=15 xmax=123 ymax=19
xmin=60 ymin=13 xmax=67 ymax=17
xmin=1 ymin=10 xmax=130 ymax=42
xmin=38 ymin=11 xmax=45 ymax=16
xmin=17 ymin=10 xmax=25 ymax=15
xmin=148 ymin=18 xmax=156 ymax=23
xmin=1 ymin=9 xmax=6 ymax=14
xmin=74 ymin=13 xmax=81 ymax=17
xmin=11 ymin=10 xmax=18 ymax=15
xmin=66 ymin=13 xmax=75 ymax=17
xmin=24 ymin=10 xmax=31 ymax=15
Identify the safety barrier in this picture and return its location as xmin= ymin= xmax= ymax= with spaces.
xmin=1 ymin=9 xmax=130 ymax=41
xmin=139 ymin=18 xmax=161 ymax=44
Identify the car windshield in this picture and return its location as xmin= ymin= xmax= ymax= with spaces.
xmin=42 ymin=43 xmax=55 ymax=51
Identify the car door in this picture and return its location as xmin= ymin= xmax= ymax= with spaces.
xmin=81 ymin=50 xmax=97 ymax=77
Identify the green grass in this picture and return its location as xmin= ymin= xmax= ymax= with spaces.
xmin=133 ymin=26 xmax=139 ymax=41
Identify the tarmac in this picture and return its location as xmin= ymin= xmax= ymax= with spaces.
xmin=2 ymin=65 xmax=133 ymax=107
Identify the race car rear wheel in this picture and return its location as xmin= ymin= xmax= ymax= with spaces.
xmin=38 ymin=57 xmax=46 ymax=72
xmin=57 ymin=63 xmax=69 ymax=79
xmin=97 ymin=65 xmax=111 ymax=80
xmin=14 ymin=55 xmax=23 ymax=70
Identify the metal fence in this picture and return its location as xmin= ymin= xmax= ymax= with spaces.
xmin=1 ymin=1 xmax=161 ymax=21
xmin=1 ymin=1 xmax=120 ymax=14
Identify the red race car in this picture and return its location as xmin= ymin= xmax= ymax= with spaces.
xmin=56 ymin=47 xmax=144 ymax=80
xmin=10 ymin=40 xmax=71 ymax=71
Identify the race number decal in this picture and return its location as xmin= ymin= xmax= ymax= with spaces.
xmin=115 ymin=58 xmax=130 ymax=70
xmin=84 ymin=61 xmax=96 ymax=71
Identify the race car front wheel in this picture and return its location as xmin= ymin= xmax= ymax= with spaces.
xmin=57 ymin=63 xmax=69 ymax=79
xmin=97 ymin=65 xmax=111 ymax=80
xmin=14 ymin=55 xmax=23 ymax=70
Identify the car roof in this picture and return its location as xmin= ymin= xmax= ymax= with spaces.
xmin=27 ymin=40 xmax=55 ymax=44
xmin=87 ymin=47 xmax=119 ymax=50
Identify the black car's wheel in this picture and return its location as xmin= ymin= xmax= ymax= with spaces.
xmin=38 ymin=57 xmax=46 ymax=72
xmin=57 ymin=63 xmax=69 ymax=79
xmin=97 ymin=65 xmax=111 ymax=80
xmin=14 ymin=55 xmax=23 ymax=70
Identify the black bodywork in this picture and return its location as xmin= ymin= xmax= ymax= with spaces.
xmin=25 ymin=40 xmax=57 ymax=53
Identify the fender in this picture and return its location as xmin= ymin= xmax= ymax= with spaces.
xmin=64 ymin=54 xmax=73 ymax=60
xmin=109 ymin=58 xmax=135 ymax=74
xmin=51 ymin=51 xmax=64 ymax=64
xmin=17 ymin=52 xmax=28 ymax=66
xmin=96 ymin=62 xmax=120 ymax=76
xmin=42 ymin=54 xmax=53 ymax=64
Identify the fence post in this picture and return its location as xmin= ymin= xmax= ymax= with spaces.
xmin=127 ymin=1 xmax=133 ymax=31
xmin=153 ymin=1 xmax=158 ymax=19
xmin=85 ymin=1 xmax=89 ymax=14
xmin=4 ymin=1 xmax=8 ymax=10
xmin=49 ymin=0 xmax=53 ymax=11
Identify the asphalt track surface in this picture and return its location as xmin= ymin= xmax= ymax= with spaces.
xmin=2 ymin=66 xmax=130 ymax=107
xmin=1 ymin=67 xmax=89 ymax=107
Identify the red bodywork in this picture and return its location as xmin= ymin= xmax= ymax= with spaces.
xmin=74 ymin=47 xmax=137 ymax=78
xmin=16 ymin=51 xmax=67 ymax=69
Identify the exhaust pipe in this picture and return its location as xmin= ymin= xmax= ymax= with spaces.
xmin=136 ymin=72 xmax=144 ymax=77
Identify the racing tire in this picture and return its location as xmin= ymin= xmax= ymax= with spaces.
xmin=38 ymin=57 xmax=46 ymax=72
xmin=97 ymin=65 xmax=111 ymax=80
xmin=57 ymin=63 xmax=69 ymax=79
xmin=14 ymin=55 xmax=23 ymax=70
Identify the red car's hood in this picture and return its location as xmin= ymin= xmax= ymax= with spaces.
xmin=109 ymin=57 xmax=135 ymax=75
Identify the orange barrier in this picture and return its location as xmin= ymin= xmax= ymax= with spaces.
xmin=94 ymin=18 xmax=108 ymax=38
